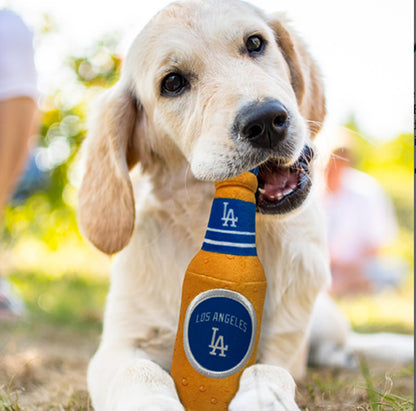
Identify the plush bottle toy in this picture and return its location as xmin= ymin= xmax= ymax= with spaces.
xmin=171 ymin=169 xmax=267 ymax=410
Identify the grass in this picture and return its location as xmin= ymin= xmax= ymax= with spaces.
xmin=7 ymin=270 xmax=108 ymax=331
xmin=1 ymin=269 xmax=413 ymax=410
xmin=296 ymin=362 xmax=414 ymax=410
xmin=358 ymin=360 xmax=414 ymax=411
xmin=0 ymin=388 xmax=92 ymax=411
xmin=0 ymin=390 xmax=23 ymax=411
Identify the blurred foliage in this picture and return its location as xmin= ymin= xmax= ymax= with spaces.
xmin=351 ymin=134 xmax=413 ymax=231
xmin=39 ymin=13 xmax=57 ymax=35
xmin=342 ymin=118 xmax=414 ymax=272
xmin=344 ymin=117 xmax=413 ymax=227
xmin=39 ymin=34 xmax=121 ymax=208
xmin=71 ymin=36 xmax=121 ymax=88
xmin=1 ymin=35 xmax=121 ymax=250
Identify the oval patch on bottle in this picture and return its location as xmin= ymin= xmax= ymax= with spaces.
xmin=183 ymin=289 xmax=256 ymax=378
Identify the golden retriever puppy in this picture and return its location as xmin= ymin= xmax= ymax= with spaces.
xmin=78 ymin=0 xmax=330 ymax=409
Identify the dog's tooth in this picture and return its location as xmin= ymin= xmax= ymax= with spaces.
xmin=276 ymin=192 xmax=283 ymax=200
xmin=289 ymin=183 xmax=297 ymax=190
xmin=283 ymin=187 xmax=293 ymax=196
xmin=258 ymin=187 xmax=266 ymax=194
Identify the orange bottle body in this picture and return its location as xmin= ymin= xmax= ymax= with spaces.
xmin=171 ymin=171 xmax=267 ymax=410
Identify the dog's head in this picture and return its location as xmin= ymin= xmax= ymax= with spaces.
xmin=79 ymin=0 xmax=326 ymax=254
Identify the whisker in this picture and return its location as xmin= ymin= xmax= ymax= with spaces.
xmin=338 ymin=125 xmax=380 ymax=149
xmin=300 ymin=172 xmax=312 ymax=186
xmin=329 ymin=151 xmax=350 ymax=162
xmin=305 ymin=120 xmax=324 ymax=127
xmin=305 ymin=119 xmax=324 ymax=134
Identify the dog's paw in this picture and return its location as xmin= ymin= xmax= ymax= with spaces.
xmin=229 ymin=365 xmax=300 ymax=411
xmin=104 ymin=359 xmax=185 ymax=411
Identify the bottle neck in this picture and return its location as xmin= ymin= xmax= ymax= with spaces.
xmin=202 ymin=170 xmax=258 ymax=257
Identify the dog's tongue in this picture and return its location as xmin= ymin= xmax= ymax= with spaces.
xmin=264 ymin=167 xmax=290 ymax=188
xmin=259 ymin=166 xmax=298 ymax=202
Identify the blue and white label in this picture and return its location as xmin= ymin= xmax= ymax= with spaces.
xmin=202 ymin=198 xmax=257 ymax=256
xmin=183 ymin=289 xmax=256 ymax=378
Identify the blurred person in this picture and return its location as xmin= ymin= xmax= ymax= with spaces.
xmin=0 ymin=10 xmax=38 ymax=320
xmin=323 ymin=143 xmax=405 ymax=297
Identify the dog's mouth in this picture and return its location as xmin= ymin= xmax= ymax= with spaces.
xmin=256 ymin=145 xmax=314 ymax=214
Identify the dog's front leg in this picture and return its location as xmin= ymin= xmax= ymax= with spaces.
xmin=229 ymin=365 xmax=300 ymax=411
xmin=88 ymin=345 xmax=184 ymax=411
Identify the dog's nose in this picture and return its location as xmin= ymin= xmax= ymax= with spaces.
xmin=236 ymin=100 xmax=289 ymax=149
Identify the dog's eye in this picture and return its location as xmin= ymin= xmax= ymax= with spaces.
xmin=161 ymin=73 xmax=188 ymax=96
xmin=246 ymin=35 xmax=265 ymax=56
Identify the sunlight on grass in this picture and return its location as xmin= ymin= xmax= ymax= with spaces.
xmin=337 ymin=286 xmax=414 ymax=335
xmin=8 ymin=270 xmax=108 ymax=329
xmin=6 ymin=235 xmax=111 ymax=279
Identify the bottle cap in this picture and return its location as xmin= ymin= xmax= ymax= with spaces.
xmin=215 ymin=169 xmax=258 ymax=194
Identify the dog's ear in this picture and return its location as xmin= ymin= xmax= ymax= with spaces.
xmin=268 ymin=14 xmax=326 ymax=137
xmin=78 ymin=81 xmax=141 ymax=254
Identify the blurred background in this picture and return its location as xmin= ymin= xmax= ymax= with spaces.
xmin=0 ymin=0 xmax=413 ymax=409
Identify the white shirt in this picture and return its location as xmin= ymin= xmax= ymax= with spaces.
xmin=0 ymin=10 xmax=38 ymax=101
xmin=323 ymin=168 xmax=398 ymax=264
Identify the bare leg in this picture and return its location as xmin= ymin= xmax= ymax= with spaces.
xmin=0 ymin=97 xmax=37 ymax=213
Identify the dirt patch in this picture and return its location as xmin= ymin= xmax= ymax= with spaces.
xmin=0 ymin=322 xmax=98 ymax=410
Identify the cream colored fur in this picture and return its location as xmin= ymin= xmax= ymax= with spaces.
xmin=79 ymin=1 xmax=330 ymax=409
